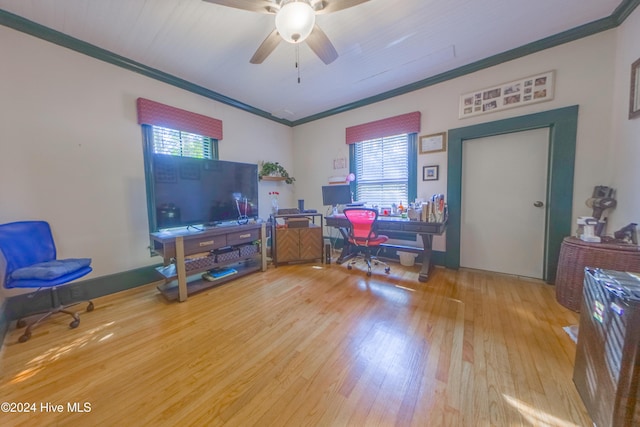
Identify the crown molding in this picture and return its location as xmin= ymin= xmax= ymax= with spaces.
xmin=613 ymin=0 xmax=640 ymax=23
xmin=0 ymin=9 xmax=290 ymax=126
xmin=1 ymin=0 xmax=638 ymax=127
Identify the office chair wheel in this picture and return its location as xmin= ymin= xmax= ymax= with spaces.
xmin=87 ymin=301 xmax=94 ymax=312
xmin=69 ymin=319 xmax=80 ymax=329
xmin=385 ymin=267 xmax=391 ymax=274
xmin=347 ymin=265 xmax=353 ymax=270
xmin=18 ymin=332 xmax=31 ymax=343
xmin=367 ymin=271 xmax=372 ymax=277
xmin=16 ymin=319 xmax=27 ymax=328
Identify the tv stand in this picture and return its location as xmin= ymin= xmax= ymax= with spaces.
xmin=150 ymin=223 xmax=267 ymax=301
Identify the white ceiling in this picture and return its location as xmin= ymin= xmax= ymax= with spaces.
xmin=0 ymin=0 xmax=627 ymax=124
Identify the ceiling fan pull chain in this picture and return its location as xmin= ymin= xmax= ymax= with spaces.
xmin=296 ymin=44 xmax=301 ymax=84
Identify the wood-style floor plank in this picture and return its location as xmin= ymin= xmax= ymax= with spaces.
xmin=0 ymin=260 xmax=590 ymax=426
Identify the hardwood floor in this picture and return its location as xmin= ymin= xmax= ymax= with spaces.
xmin=0 ymin=260 xmax=590 ymax=426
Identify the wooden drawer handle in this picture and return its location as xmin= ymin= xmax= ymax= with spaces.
xmin=238 ymin=233 xmax=251 ymax=239
xmin=199 ymin=240 xmax=214 ymax=246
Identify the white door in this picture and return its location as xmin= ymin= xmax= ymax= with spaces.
xmin=460 ymin=128 xmax=549 ymax=278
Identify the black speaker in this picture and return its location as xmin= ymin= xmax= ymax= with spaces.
xmin=325 ymin=243 xmax=331 ymax=264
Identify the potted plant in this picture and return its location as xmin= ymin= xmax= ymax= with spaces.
xmin=259 ymin=161 xmax=296 ymax=184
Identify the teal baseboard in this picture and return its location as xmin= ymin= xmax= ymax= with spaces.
xmin=380 ymin=248 xmax=446 ymax=266
xmin=1 ymin=250 xmax=448 ymax=344
xmin=430 ymin=251 xmax=446 ymax=266
xmin=324 ymin=235 xmax=446 ymax=266
xmin=3 ymin=264 xmax=163 ymax=323
xmin=0 ymin=299 xmax=8 ymax=345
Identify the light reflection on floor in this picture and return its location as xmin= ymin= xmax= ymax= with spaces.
xmin=356 ymin=280 xmax=412 ymax=305
xmin=348 ymin=280 xmax=424 ymax=389
xmin=7 ymin=321 xmax=115 ymax=385
xmin=503 ymin=394 xmax=580 ymax=427
xmin=356 ymin=321 xmax=417 ymax=382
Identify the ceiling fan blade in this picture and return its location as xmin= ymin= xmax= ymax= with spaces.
xmin=313 ymin=0 xmax=370 ymax=14
xmin=202 ymin=0 xmax=278 ymax=14
xmin=306 ymin=24 xmax=338 ymax=65
xmin=250 ymin=29 xmax=281 ymax=64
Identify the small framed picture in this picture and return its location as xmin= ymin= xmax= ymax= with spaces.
xmin=630 ymin=57 xmax=640 ymax=119
xmin=422 ymin=165 xmax=439 ymax=181
xmin=419 ymin=132 xmax=446 ymax=154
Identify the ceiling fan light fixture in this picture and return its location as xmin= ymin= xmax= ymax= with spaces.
xmin=275 ymin=1 xmax=316 ymax=44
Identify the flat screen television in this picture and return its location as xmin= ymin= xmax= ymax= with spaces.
xmin=322 ymin=184 xmax=352 ymax=206
xmin=149 ymin=154 xmax=259 ymax=230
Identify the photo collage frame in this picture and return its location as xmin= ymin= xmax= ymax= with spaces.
xmin=459 ymin=71 xmax=555 ymax=118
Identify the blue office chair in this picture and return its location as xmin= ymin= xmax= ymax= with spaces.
xmin=0 ymin=221 xmax=93 ymax=343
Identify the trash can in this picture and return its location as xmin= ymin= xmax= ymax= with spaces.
xmin=397 ymin=251 xmax=418 ymax=266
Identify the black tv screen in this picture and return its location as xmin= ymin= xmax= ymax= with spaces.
xmin=322 ymin=184 xmax=352 ymax=206
xmin=150 ymin=154 xmax=258 ymax=230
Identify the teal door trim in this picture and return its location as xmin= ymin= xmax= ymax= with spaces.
xmin=445 ymin=105 xmax=578 ymax=283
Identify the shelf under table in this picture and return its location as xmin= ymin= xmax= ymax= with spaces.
xmin=157 ymin=257 xmax=261 ymax=301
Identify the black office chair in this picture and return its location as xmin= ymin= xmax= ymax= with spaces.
xmin=343 ymin=208 xmax=391 ymax=277
xmin=0 ymin=221 xmax=93 ymax=343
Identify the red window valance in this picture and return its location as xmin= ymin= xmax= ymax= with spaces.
xmin=136 ymin=98 xmax=223 ymax=140
xmin=345 ymin=111 xmax=421 ymax=144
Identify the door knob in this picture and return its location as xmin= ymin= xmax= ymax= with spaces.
xmin=533 ymin=201 xmax=544 ymax=207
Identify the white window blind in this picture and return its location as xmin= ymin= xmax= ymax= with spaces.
xmin=152 ymin=125 xmax=213 ymax=159
xmin=354 ymin=133 xmax=409 ymax=206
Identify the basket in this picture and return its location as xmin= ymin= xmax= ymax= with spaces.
xmin=286 ymin=218 xmax=309 ymax=228
xmin=216 ymin=249 xmax=240 ymax=263
xmin=555 ymin=237 xmax=640 ymax=311
xmin=184 ymin=255 xmax=217 ymax=272
xmin=239 ymin=244 xmax=258 ymax=258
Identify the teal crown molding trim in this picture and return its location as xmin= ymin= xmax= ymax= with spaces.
xmin=1 ymin=1 xmax=637 ymax=126
xmin=614 ymin=0 xmax=640 ymax=23
xmin=293 ymin=0 xmax=638 ymax=125
xmin=445 ymin=105 xmax=579 ymax=284
xmin=291 ymin=15 xmax=618 ymax=126
xmin=0 ymin=9 xmax=290 ymax=127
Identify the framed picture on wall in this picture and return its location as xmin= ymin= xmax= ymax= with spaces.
xmin=419 ymin=132 xmax=446 ymax=154
xmin=422 ymin=165 xmax=439 ymax=181
xmin=459 ymin=70 xmax=555 ymax=118
xmin=630 ymin=57 xmax=640 ymax=119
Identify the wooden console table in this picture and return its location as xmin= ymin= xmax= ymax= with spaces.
xmin=555 ymin=236 xmax=640 ymax=311
xmin=150 ymin=223 xmax=267 ymax=302
xmin=324 ymin=214 xmax=446 ymax=282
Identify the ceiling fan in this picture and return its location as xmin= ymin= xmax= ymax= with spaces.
xmin=203 ymin=0 xmax=370 ymax=64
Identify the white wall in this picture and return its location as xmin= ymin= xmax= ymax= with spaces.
xmin=1 ymin=6 xmax=638 ymax=301
xmin=0 ymin=26 xmax=293 ymax=296
xmin=293 ymin=29 xmax=620 ymax=251
xmin=608 ymin=7 xmax=640 ymax=232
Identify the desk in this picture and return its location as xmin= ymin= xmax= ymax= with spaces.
xmin=325 ymin=215 xmax=446 ymax=282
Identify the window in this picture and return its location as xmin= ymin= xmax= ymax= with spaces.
xmin=141 ymin=124 xmax=219 ymax=236
xmin=350 ymin=133 xmax=417 ymax=206
xmin=150 ymin=125 xmax=217 ymax=159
